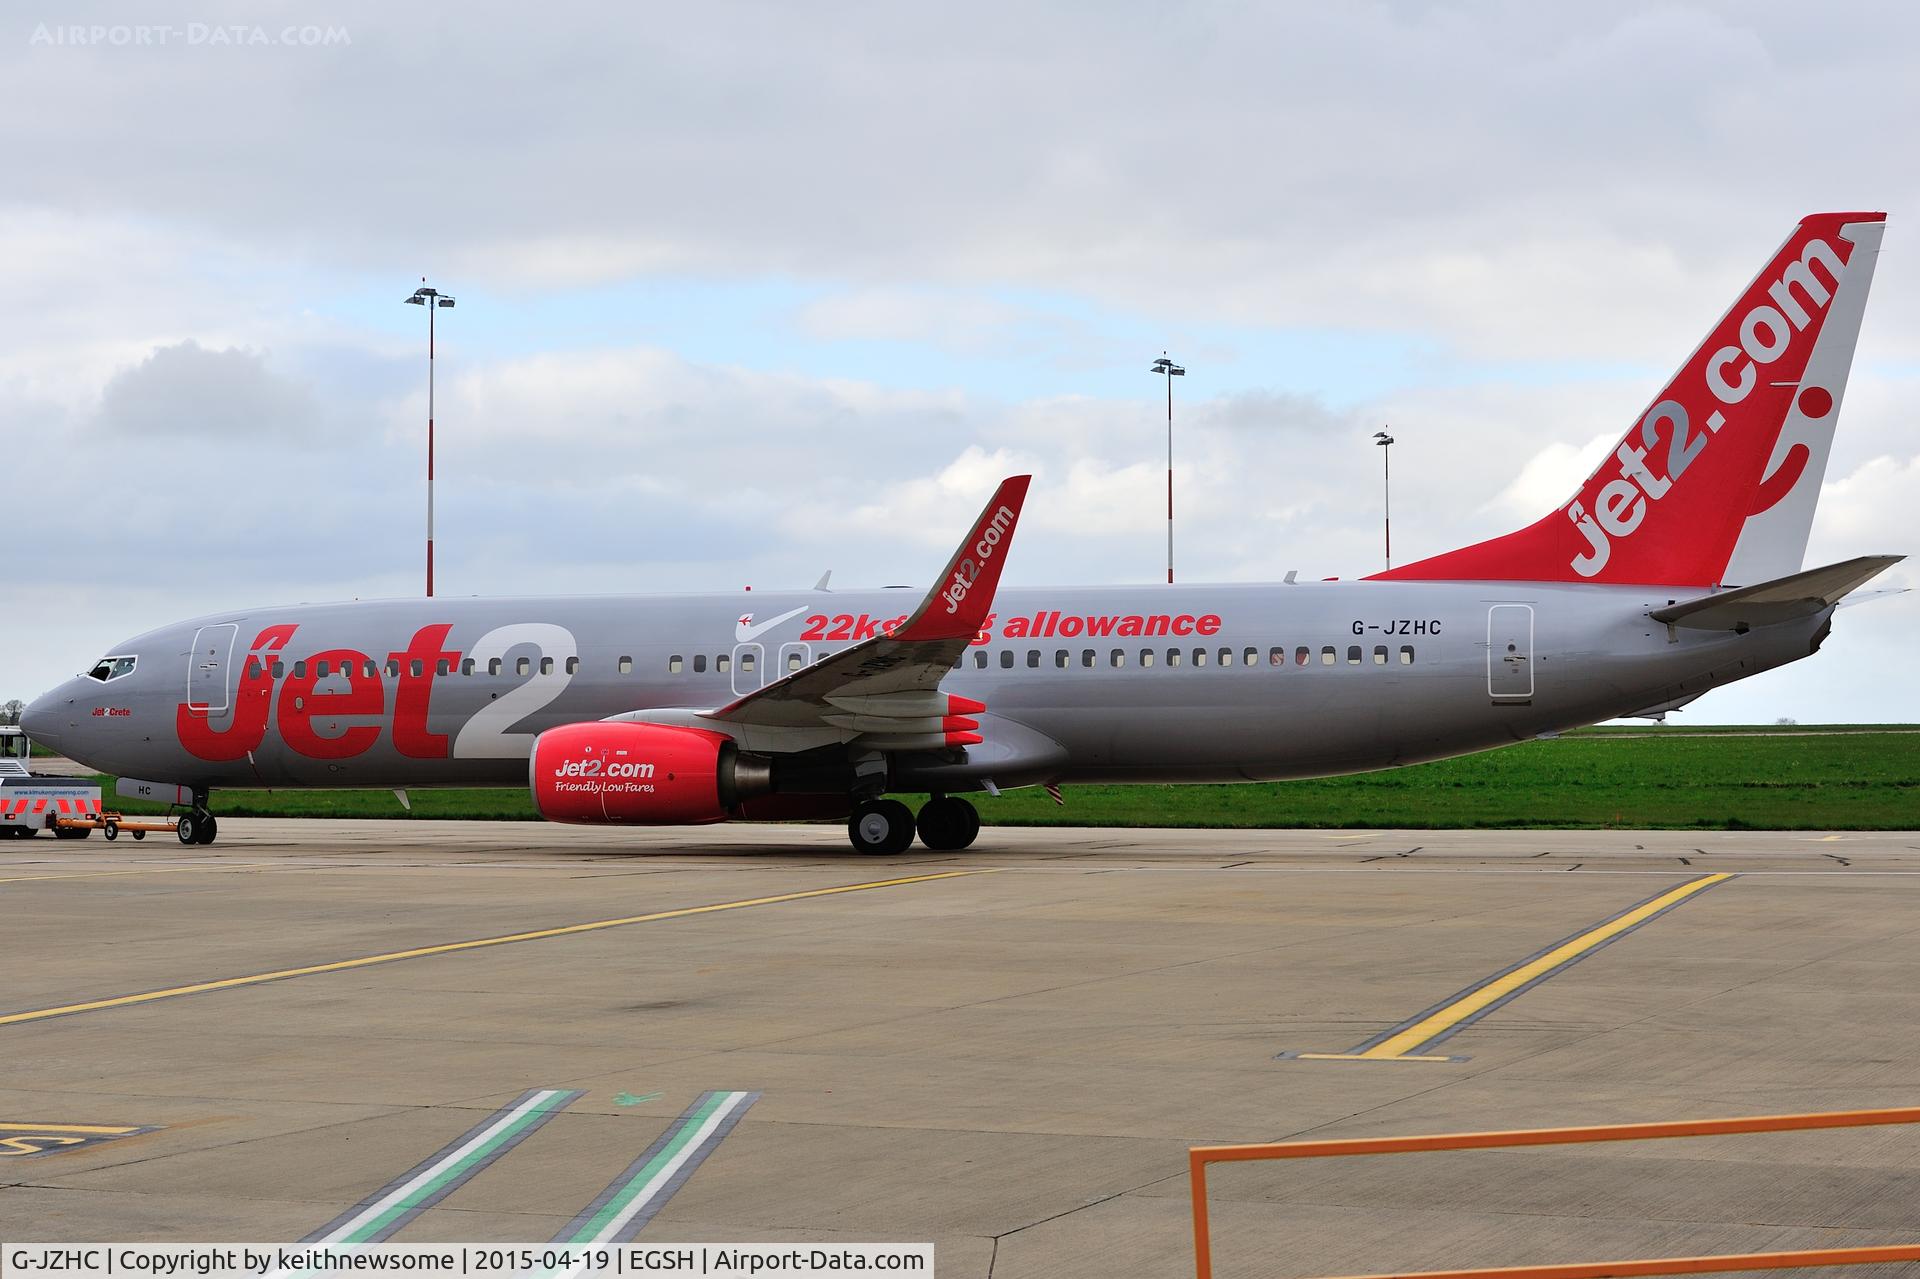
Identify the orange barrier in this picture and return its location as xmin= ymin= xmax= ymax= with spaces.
xmin=1189 ymin=1106 xmax=1920 ymax=1279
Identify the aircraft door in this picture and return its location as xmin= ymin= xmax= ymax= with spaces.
xmin=186 ymin=623 xmax=239 ymax=716
xmin=731 ymin=644 xmax=763 ymax=697
xmin=1487 ymin=605 xmax=1534 ymax=700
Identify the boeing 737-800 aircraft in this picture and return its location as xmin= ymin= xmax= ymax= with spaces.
xmin=21 ymin=212 xmax=1904 ymax=853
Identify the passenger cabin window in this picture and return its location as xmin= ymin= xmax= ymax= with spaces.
xmin=410 ymin=660 xmax=424 ymax=678
xmin=1373 ymin=645 xmax=1388 ymax=665
xmin=787 ymin=652 xmax=803 ymax=672
xmin=294 ymin=661 xmax=307 ymax=678
xmin=316 ymin=661 xmax=331 ymax=678
xmin=1269 ymin=647 xmax=1285 ymax=666
xmin=1055 ymin=650 xmax=1069 ymax=669
xmin=436 ymin=660 xmax=451 ymax=677
xmin=1400 ymin=645 xmax=1415 ymax=664
xmin=461 ymin=658 xmax=475 ymax=676
xmin=1247 ymin=647 xmax=1261 ymax=666
xmin=516 ymin=657 xmax=531 ymax=676
xmin=1296 ymin=646 xmax=1310 ymax=667
xmin=1320 ymin=646 xmax=1336 ymax=666
xmin=717 ymin=654 xmax=731 ymax=673
xmin=539 ymin=657 xmax=554 ymax=675
xmin=668 ymin=655 xmax=684 ymax=673
xmin=273 ymin=660 xmax=286 ymax=678
xmin=1000 ymin=651 xmax=1014 ymax=669
xmin=490 ymin=658 xmax=504 ymax=676
xmin=740 ymin=652 xmax=756 ymax=673
xmin=1081 ymin=649 xmax=1095 ymax=668
xmin=693 ymin=655 xmax=707 ymax=673
xmin=1218 ymin=648 xmax=1234 ymax=667
xmin=243 ymin=657 xmax=261 ymax=679
xmin=1167 ymin=649 xmax=1183 ymax=667
xmin=1193 ymin=649 xmax=1208 ymax=667
xmin=366 ymin=661 xmax=380 ymax=678
xmin=974 ymin=651 xmax=988 ymax=669
xmin=1111 ymin=649 xmax=1125 ymax=668
xmin=565 ymin=656 xmax=579 ymax=675
xmin=617 ymin=656 xmax=633 ymax=674
xmin=1140 ymin=649 xmax=1156 ymax=667
xmin=1346 ymin=645 xmax=1362 ymax=665
xmin=1026 ymin=650 xmax=1040 ymax=668
xmin=385 ymin=660 xmax=400 ymax=677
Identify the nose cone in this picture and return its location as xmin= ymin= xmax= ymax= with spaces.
xmin=20 ymin=688 xmax=62 ymax=749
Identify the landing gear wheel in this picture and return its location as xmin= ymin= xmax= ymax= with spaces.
xmin=194 ymin=814 xmax=218 ymax=845
xmin=848 ymin=799 xmax=915 ymax=854
xmin=103 ymin=821 xmax=118 ymax=841
xmin=916 ymin=797 xmax=981 ymax=851
xmin=176 ymin=812 xmax=199 ymax=846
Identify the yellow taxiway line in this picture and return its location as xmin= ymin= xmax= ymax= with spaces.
xmin=0 ymin=868 xmax=995 ymax=1029
xmin=1282 ymin=872 xmax=1735 ymax=1063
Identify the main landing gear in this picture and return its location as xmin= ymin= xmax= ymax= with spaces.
xmin=847 ymin=795 xmax=980 ymax=854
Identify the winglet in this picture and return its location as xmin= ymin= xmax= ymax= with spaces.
xmin=894 ymin=475 xmax=1032 ymax=642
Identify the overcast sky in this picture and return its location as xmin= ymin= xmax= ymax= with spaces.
xmin=6 ymin=1 xmax=1917 ymax=723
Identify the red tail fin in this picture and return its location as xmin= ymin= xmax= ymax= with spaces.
xmin=1371 ymin=212 xmax=1885 ymax=587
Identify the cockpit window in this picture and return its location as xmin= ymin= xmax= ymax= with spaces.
xmin=86 ymin=655 xmax=138 ymax=682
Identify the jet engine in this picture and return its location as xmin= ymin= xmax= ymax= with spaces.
xmin=530 ymin=721 xmax=775 ymax=825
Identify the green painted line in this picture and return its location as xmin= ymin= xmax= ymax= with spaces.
xmin=304 ymin=1088 xmax=583 ymax=1247
xmin=551 ymin=1090 xmax=761 ymax=1254
xmin=572 ymin=1093 xmax=728 ymax=1241
xmin=614 ymin=1092 xmax=662 ymax=1107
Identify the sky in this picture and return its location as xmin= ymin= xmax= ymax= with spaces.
xmin=5 ymin=1 xmax=1917 ymax=723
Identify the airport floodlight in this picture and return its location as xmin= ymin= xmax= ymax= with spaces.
xmin=404 ymin=279 xmax=456 ymax=597
xmin=1151 ymin=355 xmax=1186 ymax=583
xmin=1374 ymin=429 xmax=1396 ymax=570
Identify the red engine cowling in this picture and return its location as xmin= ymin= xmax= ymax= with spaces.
xmin=531 ymin=722 xmax=741 ymax=825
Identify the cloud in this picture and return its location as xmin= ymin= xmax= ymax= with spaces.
xmin=5 ymin=1 xmax=1917 ymax=725
xmin=95 ymin=339 xmax=317 ymax=439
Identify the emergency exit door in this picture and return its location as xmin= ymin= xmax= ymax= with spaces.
xmin=1487 ymin=605 xmax=1533 ymax=699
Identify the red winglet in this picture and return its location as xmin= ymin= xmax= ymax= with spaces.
xmin=895 ymin=475 xmax=1032 ymax=642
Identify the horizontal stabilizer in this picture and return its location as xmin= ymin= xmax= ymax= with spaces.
xmin=1650 ymin=554 xmax=1903 ymax=631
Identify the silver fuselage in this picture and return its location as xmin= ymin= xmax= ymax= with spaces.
xmin=23 ymin=580 xmax=1825 ymax=795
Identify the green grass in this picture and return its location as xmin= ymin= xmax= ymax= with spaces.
xmin=79 ymin=728 xmax=1920 ymax=830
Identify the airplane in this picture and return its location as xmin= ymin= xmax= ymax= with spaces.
xmin=21 ymin=211 xmax=1903 ymax=854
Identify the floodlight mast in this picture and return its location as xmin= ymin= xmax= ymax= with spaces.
xmin=1151 ymin=354 xmax=1185 ymax=583
xmin=404 ymin=282 xmax=456 ymax=596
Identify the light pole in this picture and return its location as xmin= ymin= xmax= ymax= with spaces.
xmin=1373 ymin=428 xmax=1395 ymax=570
xmin=405 ymin=282 xmax=456 ymax=596
xmin=1150 ymin=354 xmax=1185 ymax=583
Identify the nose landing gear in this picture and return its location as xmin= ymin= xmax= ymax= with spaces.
xmin=175 ymin=789 xmax=218 ymax=845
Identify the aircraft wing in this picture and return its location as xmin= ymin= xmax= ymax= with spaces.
xmin=704 ymin=475 xmax=1032 ymax=741
xmin=1650 ymin=555 xmax=1905 ymax=631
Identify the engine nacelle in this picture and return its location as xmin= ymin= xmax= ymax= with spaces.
xmin=531 ymin=721 xmax=769 ymax=825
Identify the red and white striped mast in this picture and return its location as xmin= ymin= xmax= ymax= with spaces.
xmin=406 ymin=281 xmax=455 ymax=596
